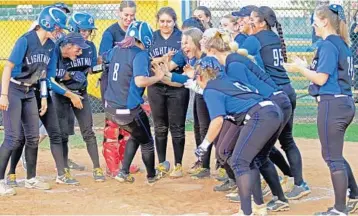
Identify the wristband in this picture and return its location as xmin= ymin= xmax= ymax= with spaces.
xmin=40 ymin=79 xmax=48 ymax=98
xmin=201 ymin=138 xmax=211 ymax=149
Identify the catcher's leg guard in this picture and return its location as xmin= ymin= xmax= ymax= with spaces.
xmin=102 ymin=120 xmax=120 ymax=177
xmin=118 ymin=129 xmax=140 ymax=174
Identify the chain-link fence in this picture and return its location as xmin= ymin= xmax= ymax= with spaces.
xmin=0 ymin=0 xmax=357 ymax=135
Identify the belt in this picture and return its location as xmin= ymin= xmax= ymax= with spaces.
xmin=244 ymin=101 xmax=274 ymax=125
xmin=10 ymin=78 xmax=32 ymax=87
xmin=273 ymin=91 xmax=283 ymax=96
xmin=316 ymin=94 xmax=349 ymax=102
xmin=105 ymin=101 xmax=135 ymax=115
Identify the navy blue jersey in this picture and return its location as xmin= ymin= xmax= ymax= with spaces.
xmin=203 ymin=74 xmax=263 ymax=120
xmin=149 ymin=28 xmax=183 ymax=74
xmin=9 ymin=30 xmax=53 ymax=85
xmin=99 ymin=22 xmax=126 ymax=55
xmin=104 ymin=46 xmax=150 ymax=109
xmin=241 ymin=30 xmax=290 ymax=85
xmin=234 ymin=33 xmax=248 ymax=46
xmin=55 ymin=40 xmax=95 ymax=90
xmin=226 ymin=61 xmax=275 ymax=98
xmin=225 ymin=53 xmax=281 ymax=90
xmin=308 ymin=35 xmax=353 ymax=96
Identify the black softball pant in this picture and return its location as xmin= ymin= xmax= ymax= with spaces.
xmin=278 ymin=83 xmax=304 ymax=186
xmin=0 ymin=82 xmax=39 ymax=180
xmin=193 ymin=93 xmax=212 ymax=169
xmin=147 ymin=83 xmax=189 ymax=165
xmin=52 ymin=91 xmax=100 ymax=169
xmin=317 ymin=95 xmax=358 ymax=212
xmin=9 ymin=90 xmax=66 ymax=176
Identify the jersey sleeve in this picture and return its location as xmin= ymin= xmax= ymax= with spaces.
xmin=203 ymin=89 xmax=227 ymax=120
xmin=171 ymin=73 xmax=189 ymax=84
xmin=133 ymin=51 xmax=150 ymax=77
xmin=235 ymin=34 xmax=247 ymax=46
xmin=316 ymin=42 xmax=338 ymax=75
xmin=46 ymin=47 xmax=67 ymax=95
xmin=226 ymin=62 xmax=250 ymax=83
xmin=241 ymin=36 xmax=261 ymax=56
xmin=171 ymin=50 xmax=187 ymax=67
xmin=8 ymin=37 xmax=27 ymax=65
xmin=99 ymin=30 xmax=114 ymax=55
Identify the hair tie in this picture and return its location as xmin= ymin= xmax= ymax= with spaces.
xmin=329 ymin=4 xmax=346 ymax=23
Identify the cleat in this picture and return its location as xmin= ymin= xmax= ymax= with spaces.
xmin=147 ymin=171 xmax=162 ymax=186
xmin=347 ymin=198 xmax=358 ymax=213
xmin=215 ymin=167 xmax=228 ymax=182
xmin=6 ymin=174 xmax=18 ymax=187
xmin=285 ymin=181 xmax=311 ymax=200
xmin=0 ymin=180 xmax=16 ymax=196
xmin=169 ymin=163 xmax=184 ymax=178
xmin=253 ymin=202 xmax=268 ymax=216
xmin=214 ymin=178 xmax=237 ymax=192
xmin=68 ymin=159 xmax=86 ymax=171
xmin=56 ymin=170 xmax=80 ymax=185
xmin=115 ymin=170 xmax=135 ymax=183
xmin=93 ymin=168 xmax=106 ymax=182
xmin=266 ymin=196 xmax=290 ymax=212
xmin=156 ymin=161 xmax=170 ymax=178
xmin=25 ymin=178 xmax=51 ymax=190
xmin=191 ymin=168 xmax=210 ymax=179
xmin=314 ymin=208 xmax=347 ymax=216
xmin=188 ymin=160 xmax=202 ymax=174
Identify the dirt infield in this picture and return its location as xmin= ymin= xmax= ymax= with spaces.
xmin=1 ymin=132 xmax=358 ymax=215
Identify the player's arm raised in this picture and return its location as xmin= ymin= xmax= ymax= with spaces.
xmin=134 ymin=52 xmax=163 ymax=87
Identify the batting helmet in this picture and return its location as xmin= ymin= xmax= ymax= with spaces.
xmin=68 ymin=12 xmax=97 ymax=33
xmin=126 ymin=21 xmax=153 ymax=49
xmin=38 ymin=6 xmax=68 ymax=32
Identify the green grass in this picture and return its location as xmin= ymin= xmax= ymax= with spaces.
xmin=293 ymin=123 xmax=358 ymax=142
xmin=1 ymin=123 xmax=357 ymax=150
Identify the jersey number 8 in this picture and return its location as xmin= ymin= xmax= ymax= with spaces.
xmin=273 ymin=48 xmax=284 ymax=67
xmin=112 ymin=63 xmax=120 ymax=81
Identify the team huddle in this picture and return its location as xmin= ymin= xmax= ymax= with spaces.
xmin=0 ymin=1 xmax=357 ymax=216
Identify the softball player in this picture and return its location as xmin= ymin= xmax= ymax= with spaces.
xmin=51 ymin=30 xmax=105 ymax=182
xmin=232 ymin=6 xmax=258 ymax=37
xmin=0 ymin=6 xmax=74 ymax=195
xmin=164 ymin=28 xmax=213 ymax=179
xmin=193 ymin=6 xmax=213 ymax=28
xmin=240 ymin=6 xmax=310 ymax=200
xmin=220 ymin=14 xmax=247 ymax=45
xmin=99 ymin=0 xmax=139 ymax=176
xmin=284 ymin=4 xmax=358 ymax=215
xmin=193 ymin=56 xmax=282 ymax=216
xmin=104 ymin=21 xmax=163 ymax=184
xmin=201 ymin=30 xmax=291 ymax=211
xmin=148 ymin=7 xmax=189 ymax=178
xmin=6 ymin=6 xmax=82 ymax=187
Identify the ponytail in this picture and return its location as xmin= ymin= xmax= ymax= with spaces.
xmin=117 ymin=36 xmax=136 ymax=48
xmin=339 ymin=20 xmax=351 ymax=46
xmin=276 ymin=21 xmax=288 ymax=63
